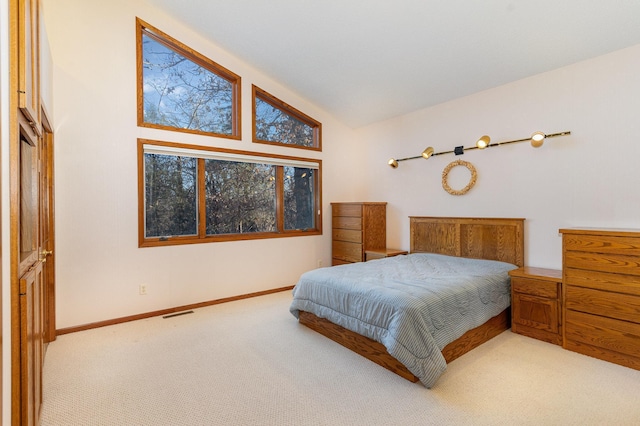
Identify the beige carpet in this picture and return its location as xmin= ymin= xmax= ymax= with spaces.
xmin=41 ymin=291 xmax=640 ymax=425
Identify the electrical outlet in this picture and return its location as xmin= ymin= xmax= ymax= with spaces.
xmin=139 ymin=284 xmax=148 ymax=295
xmin=317 ymin=259 xmax=323 ymax=268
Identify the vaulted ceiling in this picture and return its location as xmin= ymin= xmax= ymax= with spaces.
xmin=146 ymin=0 xmax=640 ymax=128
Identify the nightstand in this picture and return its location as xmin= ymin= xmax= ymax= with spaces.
xmin=364 ymin=248 xmax=408 ymax=261
xmin=509 ymin=267 xmax=562 ymax=345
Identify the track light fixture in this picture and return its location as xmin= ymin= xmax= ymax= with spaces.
xmin=476 ymin=135 xmax=490 ymax=149
xmin=421 ymin=147 xmax=434 ymax=159
xmin=387 ymin=131 xmax=571 ymax=168
xmin=530 ymin=131 xmax=545 ymax=148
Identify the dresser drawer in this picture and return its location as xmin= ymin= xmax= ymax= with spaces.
xmin=332 ymin=203 xmax=362 ymax=217
xmin=332 ymin=241 xmax=362 ymax=263
xmin=564 ymin=251 xmax=640 ymax=276
xmin=332 ymin=229 xmax=362 ymax=244
xmin=564 ymin=268 xmax=640 ymax=296
xmin=512 ymin=293 xmax=559 ymax=333
xmin=563 ymin=234 xmax=640 ymax=255
xmin=512 ymin=277 xmax=559 ymax=298
xmin=565 ymin=285 xmax=640 ymax=324
xmin=333 ymin=216 xmax=362 ymax=230
xmin=565 ymin=309 xmax=640 ymax=361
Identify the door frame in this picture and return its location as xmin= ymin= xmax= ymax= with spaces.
xmin=40 ymin=107 xmax=55 ymax=343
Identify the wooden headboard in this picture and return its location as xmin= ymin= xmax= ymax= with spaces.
xmin=409 ymin=217 xmax=525 ymax=267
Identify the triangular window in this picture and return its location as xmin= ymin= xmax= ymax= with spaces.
xmin=137 ymin=18 xmax=241 ymax=139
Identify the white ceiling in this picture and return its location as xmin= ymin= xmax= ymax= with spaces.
xmin=145 ymin=0 xmax=640 ymax=128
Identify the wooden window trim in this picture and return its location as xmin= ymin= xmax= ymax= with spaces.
xmin=138 ymin=139 xmax=322 ymax=247
xmin=136 ymin=18 xmax=241 ymax=140
xmin=252 ymin=85 xmax=322 ymax=151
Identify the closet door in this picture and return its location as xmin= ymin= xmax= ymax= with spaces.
xmin=16 ymin=114 xmax=45 ymax=426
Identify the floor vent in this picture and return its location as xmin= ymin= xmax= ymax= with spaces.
xmin=163 ymin=310 xmax=194 ymax=319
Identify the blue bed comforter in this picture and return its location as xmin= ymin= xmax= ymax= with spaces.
xmin=289 ymin=253 xmax=516 ymax=387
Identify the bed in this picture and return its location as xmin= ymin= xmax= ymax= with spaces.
xmin=289 ymin=216 xmax=524 ymax=387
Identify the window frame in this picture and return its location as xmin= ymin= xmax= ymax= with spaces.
xmin=136 ymin=18 xmax=242 ymax=139
xmin=252 ymin=85 xmax=322 ymax=151
xmin=138 ymin=139 xmax=322 ymax=247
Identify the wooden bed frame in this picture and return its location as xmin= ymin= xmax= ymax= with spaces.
xmin=298 ymin=216 xmax=525 ymax=383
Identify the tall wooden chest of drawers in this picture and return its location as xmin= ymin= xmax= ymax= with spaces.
xmin=331 ymin=202 xmax=386 ymax=265
xmin=560 ymin=228 xmax=640 ymax=371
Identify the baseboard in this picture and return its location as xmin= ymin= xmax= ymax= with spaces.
xmin=56 ymin=285 xmax=294 ymax=336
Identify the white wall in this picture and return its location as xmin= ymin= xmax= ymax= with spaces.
xmin=357 ymin=44 xmax=640 ymax=269
xmin=40 ymin=0 xmax=53 ymax=116
xmin=43 ymin=0 xmax=640 ymax=329
xmin=43 ymin=0 xmax=362 ymax=328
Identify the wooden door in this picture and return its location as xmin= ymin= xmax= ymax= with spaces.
xmin=15 ymin=114 xmax=44 ymax=426
xmin=13 ymin=110 xmax=54 ymax=426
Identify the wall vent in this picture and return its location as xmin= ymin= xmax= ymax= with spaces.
xmin=162 ymin=310 xmax=194 ymax=319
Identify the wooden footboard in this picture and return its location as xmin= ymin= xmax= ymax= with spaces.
xmin=298 ymin=308 xmax=510 ymax=383
xmin=298 ymin=310 xmax=419 ymax=382
xmin=441 ymin=308 xmax=510 ymax=362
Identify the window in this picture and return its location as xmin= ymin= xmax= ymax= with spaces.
xmin=253 ymin=85 xmax=321 ymax=151
xmin=138 ymin=139 xmax=322 ymax=247
xmin=204 ymin=160 xmax=276 ymax=235
xmin=144 ymin=154 xmax=198 ymax=238
xmin=136 ymin=18 xmax=241 ymax=139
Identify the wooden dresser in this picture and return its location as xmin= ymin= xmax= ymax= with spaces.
xmin=331 ymin=202 xmax=386 ymax=265
xmin=560 ymin=228 xmax=640 ymax=371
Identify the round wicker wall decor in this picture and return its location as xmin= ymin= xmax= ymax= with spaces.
xmin=442 ymin=160 xmax=477 ymax=195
